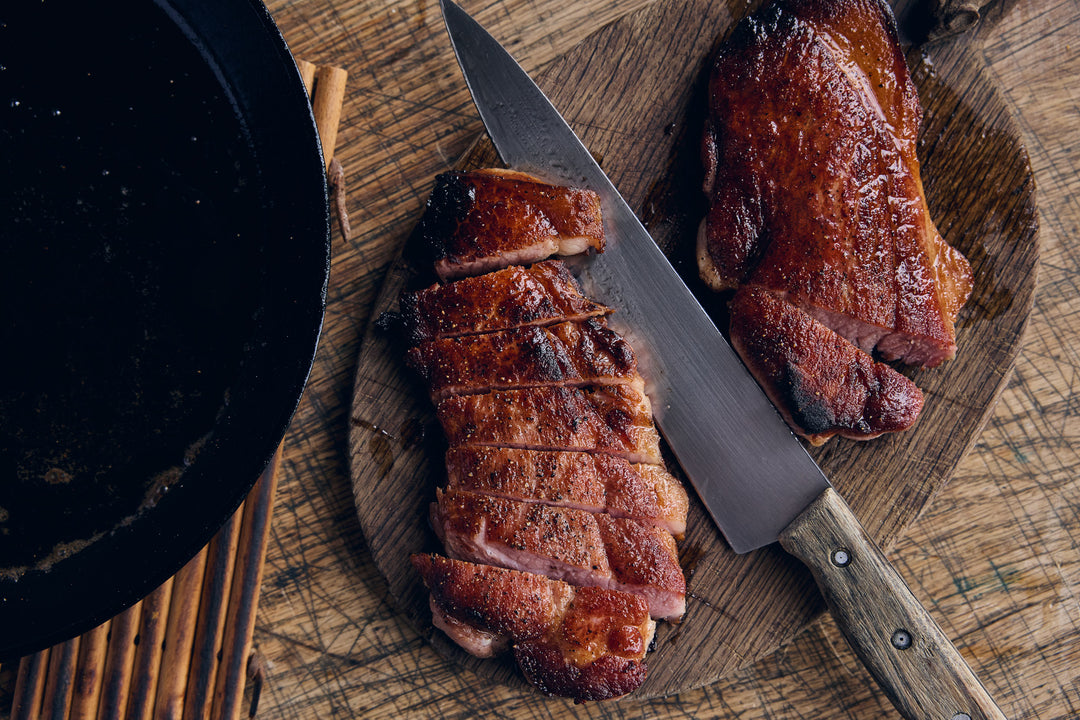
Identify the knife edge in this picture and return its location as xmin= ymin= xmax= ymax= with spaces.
xmin=439 ymin=0 xmax=830 ymax=554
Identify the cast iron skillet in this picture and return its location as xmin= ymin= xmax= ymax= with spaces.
xmin=0 ymin=0 xmax=329 ymax=657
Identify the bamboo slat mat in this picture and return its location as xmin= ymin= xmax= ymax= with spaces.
xmin=0 ymin=58 xmax=346 ymax=720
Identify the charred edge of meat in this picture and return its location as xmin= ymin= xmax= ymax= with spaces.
xmin=515 ymin=643 xmax=648 ymax=703
xmin=397 ymin=261 xmax=612 ymax=346
xmin=728 ymin=286 xmax=924 ymax=445
xmin=412 ymin=554 xmax=654 ymax=702
xmin=404 ymin=320 xmax=642 ymax=401
xmin=411 ymin=172 xmax=473 ymax=265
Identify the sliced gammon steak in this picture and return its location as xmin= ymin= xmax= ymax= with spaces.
xmin=394 ymin=158 xmax=689 ymax=701
xmin=445 ymin=447 xmax=688 ymax=538
xmin=406 ymin=319 xmax=641 ymax=401
xmin=431 ymin=489 xmax=685 ymax=621
xmin=435 ymin=385 xmax=662 ymax=465
xmin=411 ymin=554 xmax=655 ymax=702
xmin=413 ymin=169 xmax=605 ymax=281
xmin=397 ymin=260 xmax=610 ymax=345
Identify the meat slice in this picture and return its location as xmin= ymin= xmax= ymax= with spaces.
xmin=592 ymin=513 xmax=686 ymax=621
xmin=445 ymin=447 xmax=688 ymax=538
xmin=398 ymin=260 xmax=609 ymax=345
xmin=411 ymin=554 xmax=655 ymax=702
xmin=432 ymin=488 xmax=608 ymax=588
xmin=414 ymin=169 xmax=605 ymax=281
xmin=436 ymin=385 xmax=662 ymax=465
xmin=698 ymin=0 xmax=972 ymax=368
xmin=406 ymin=319 xmax=641 ymax=401
xmin=729 ymin=286 xmax=924 ymax=444
xmin=431 ymin=489 xmax=686 ymax=620
xmin=581 ymin=384 xmax=660 ymax=463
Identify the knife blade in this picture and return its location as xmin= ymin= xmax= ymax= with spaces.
xmin=439 ymin=2 xmax=1005 ymax=718
xmin=441 ymin=0 xmax=826 ymax=558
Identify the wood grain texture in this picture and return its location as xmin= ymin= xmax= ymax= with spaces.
xmin=10 ymin=651 xmax=47 ymax=720
xmin=153 ymin=548 xmax=208 ymax=720
xmin=67 ymin=623 xmax=108 ymax=720
xmin=211 ymin=446 xmax=283 ymax=720
xmin=94 ymin=605 xmax=138 ymax=720
xmin=182 ymin=509 xmax=242 ymax=720
xmin=779 ymin=488 xmax=1005 ymax=720
xmin=348 ymin=0 xmax=1036 ymax=699
xmin=124 ymin=581 xmax=170 ymax=720
xmin=39 ymin=639 xmax=77 ymax=720
xmin=0 ymin=0 xmax=1056 ymax=718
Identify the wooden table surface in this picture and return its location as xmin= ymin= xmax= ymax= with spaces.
xmin=250 ymin=1 xmax=1080 ymax=717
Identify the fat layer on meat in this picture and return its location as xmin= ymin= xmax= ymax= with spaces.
xmin=445 ymin=447 xmax=688 ymax=538
xmin=431 ymin=489 xmax=686 ymax=620
xmin=414 ymin=169 xmax=605 ymax=281
xmin=412 ymin=553 xmax=655 ymax=702
xmin=406 ymin=319 xmax=641 ymax=401
xmin=398 ymin=260 xmax=610 ymax=345
xmin=436 ymin=385 xmax=662 ymax=465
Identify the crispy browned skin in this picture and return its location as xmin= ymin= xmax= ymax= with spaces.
xmin=581 ymin=384 xmax=660 ymax=463
xmin=593 ymin=513 xmax=686 ymax=620
xmin=411 ymin=554 xmax=655 ymax=702
xmin=514 ymin=586 xmax=652 ymax=702
xmin=399 ymin=260 xmax=609 ymax=345
xmin=699 ymin=0 xmax=972 ymax=368
xmin=432 ymin=489 xmax=685 ymax=620
xmin=730 ymin=286 xmax=924 ymax=444
xmin=445 ymin=447 xmax=688 ymax=538
xmin=433 ymin=488 xmax=611 ymax=586
xmin=436 ymin=385 xmax=662 ymax=465
xmin=415 ymin=169 xmax=605 ymax=281
xmin=402 ymin=165 xmax=687 ymax=699
xmin=406 ymin=319 xmax=640 ymax=400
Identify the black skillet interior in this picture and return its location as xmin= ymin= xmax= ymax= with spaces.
xmin=0 ymin=0 xmax=329 ymax=657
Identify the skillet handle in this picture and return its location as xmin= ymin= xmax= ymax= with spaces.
xmin=778 ymin=488 xmax=1006 ymax=720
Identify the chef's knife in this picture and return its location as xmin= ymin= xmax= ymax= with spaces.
xmin=440 ymin=2 xmax=1005 ymax=718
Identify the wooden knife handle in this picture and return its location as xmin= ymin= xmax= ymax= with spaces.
xmin=778 ymin=488 xmax=1006 ymax=720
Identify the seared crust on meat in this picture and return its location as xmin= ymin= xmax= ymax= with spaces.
xmin=581 ymin=384 xmax=660 ymax=464
xmin=406 ymin=319 xmax=640 ymax=400
xmin=729 ymin=286 xmax=924 ymax=445
xmin=699 ymin=0 xmax=971 ymax=369
xmin=436 ymin=385 xmax=662 ymax=465
xmin=412 ymin=553 xmax=570 ymax=643
xmin=401 ymin=161 xmax=689 ymax=698
xmin=595 ymin=514 xmax=686 ymax=620
xmin=432 ymin=489 xmax=685 ymax=620
xmin=399 ymin=261 xmax=610 ymax=344
xmin=415 ymin=169 xmax=605 ymax=281
xmin=445 ymin=447 xmax=688 ymax=538
xmin=515 ymin=642 xmax=648 ymax=703
xmin=433 ymin=488 xmax=611 ymax=588
xmin=412 ymin=554 xmax=655 ymax=702
xmin=514 ymin=581 xmax=654 ymax=702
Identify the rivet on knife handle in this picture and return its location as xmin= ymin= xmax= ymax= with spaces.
xmin=778 ymin=488 xmax=1007 ymax=720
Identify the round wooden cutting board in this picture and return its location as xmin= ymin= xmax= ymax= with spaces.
xmin=348 ymin=0 xmax=1038 ymax=699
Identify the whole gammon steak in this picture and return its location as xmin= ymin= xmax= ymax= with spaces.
xmin=698 ymin=0 xmax=973 ymax=444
